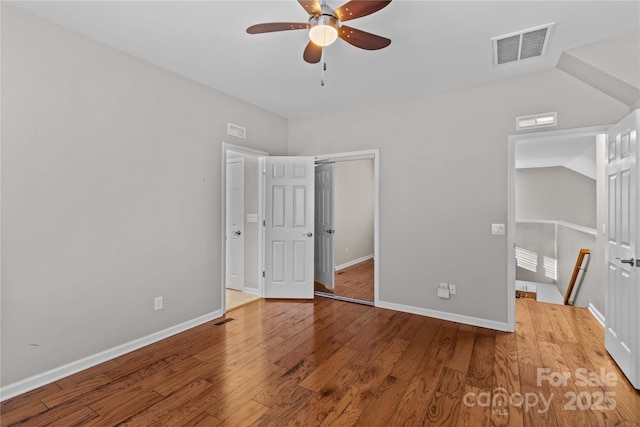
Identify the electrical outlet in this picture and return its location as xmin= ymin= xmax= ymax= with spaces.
xmin=154 ymin=296 xmax=163 ymax=311
xmin=449 ymin=284 xmax=456 ymax=295
xmin=345 ymin=247 xmax=349 ymax=254
xmin=437 ymin=287 xmax=450 ymax=299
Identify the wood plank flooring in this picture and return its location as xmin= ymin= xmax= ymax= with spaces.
xmin=2 ymin=297 xmax=639 ymax=426
xmin=315 ymin=259 xmax=374 ymax=302
xmin=226 ymin=289 xmax=261 ymax=311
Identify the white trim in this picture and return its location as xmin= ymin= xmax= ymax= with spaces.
xmin=588 ymin=303 xmax=605 ymax=328
xmin=315 ymin=150 xmax=376 ymax=163
xmin=222 ymin=142 xmax=269 ymax=158
xmin=241 ymin=287 xmax=261 ymax=297
xmin=335 ymin=254 xmax=374 ymax=271
xmin=0 ymin=310 xmax=224 ymax=402
xmin=376 ymin=300 xmax=510 ymax=332
xmin=507 ymin=131 xmax=516 ymax=332
xmin=517 ymin=219 xmax=597 ymax=236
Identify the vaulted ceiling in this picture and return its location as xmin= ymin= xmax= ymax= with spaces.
xmin=9 ymin=1 xmax=640 ymax=118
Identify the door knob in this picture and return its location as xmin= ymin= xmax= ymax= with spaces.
xmin=303 ymin=232 xmax=313 ymax=237
xmin=617 ymin=257 xmax=636 ymax=267
xmin=233 ymin=230 xmax=242 ymax=236
xmin=324 ymin=229 xmax=335 ymax=234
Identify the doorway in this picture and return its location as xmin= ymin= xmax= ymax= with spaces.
xmin=221 ymin=147 xmax=379 ymax=311
xmin=313 ymin=157 xmax=376 ymax=305
xmin=226 ymin=157 xmax=245 ymax=292
xmin=507 ymin=125 xmax=610 ymax=331
xmin=222 ymin=143 xmax=267 ymax=311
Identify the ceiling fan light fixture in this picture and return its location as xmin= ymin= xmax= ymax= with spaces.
xmin=308 ymin=14 xmax=339 ymax=47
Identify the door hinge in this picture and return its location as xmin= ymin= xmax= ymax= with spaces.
xmin=263 ymin=220 xmax=266 ymax=226
xmin=262 ymin=271 xmax=265 ymax=278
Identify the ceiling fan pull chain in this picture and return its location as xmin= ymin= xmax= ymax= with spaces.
xmin=321 ymin=46 xmax=325 ymax=86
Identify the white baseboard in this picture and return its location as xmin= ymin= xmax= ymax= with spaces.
xmin=588 ymin=303 xmax=605 ymax=327
xmin=240 ymin=287 xmax=261 ymax=297
xmin=0 ymin=309 xmax=224 ymax=402
xmin=376 ymin=300 xmax=510 ymax=332
xmin=335 ymin=254 xmax=374 ymax=272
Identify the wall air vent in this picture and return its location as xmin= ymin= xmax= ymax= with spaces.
xmin=516 ymin=112 xmax=557 ymax=130
xmin=227 ymin=122 xmax=247 ymax=139
xmin=492 ymin=23 xmax=555 ymax=66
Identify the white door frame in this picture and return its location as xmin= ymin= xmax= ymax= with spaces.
xmin=507 ymin=125 xmax=611 ymax=331
xmin=221 ymin=143 xmax=268 ymax=313
xmin=314 ymin=149 xmax=380 ymax=305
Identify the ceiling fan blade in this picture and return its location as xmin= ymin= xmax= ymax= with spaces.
xmin=338 ymin=25 xmax=391 ymax=50
xmin=334 ymin=1 xmax=391 ymax=22
xmin=303 ymin=41 xmax=323 ymax=63
xmin=246 ymin=22 xmax=307 ymax=34
xmin=298 ymin=0 xmax=322 ymax=16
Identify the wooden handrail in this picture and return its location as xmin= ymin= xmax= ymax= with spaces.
xmin=564 ymin=248 xmax=590 ymax=305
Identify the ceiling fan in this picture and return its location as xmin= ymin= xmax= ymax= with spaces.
xmin=246 ymin=0 xmax=392 ymax=64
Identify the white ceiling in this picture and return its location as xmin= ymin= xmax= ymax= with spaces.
xmin=9 ymin=0 xmax=640 ymax=119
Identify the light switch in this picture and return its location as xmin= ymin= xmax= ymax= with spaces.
xmin=492 ymin=224 xmax=505 ymax=235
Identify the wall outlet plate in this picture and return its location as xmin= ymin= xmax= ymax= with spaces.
xmin=449 ymin=284 xmax=456 ymax=295
xmin=154 ymin=296 xmax=163 ymax=310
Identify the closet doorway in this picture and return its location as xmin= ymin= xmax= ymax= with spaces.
xmin=313 ymin=151 xmax=378 ymax=305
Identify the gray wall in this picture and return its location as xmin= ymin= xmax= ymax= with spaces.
xmin=515 ymin=166 xmax=601 ymax=311
xmin=516 ymin=167 xmax=597 ymax=227
xmin=334 ymin=159 xmax=374 ymax=267
xmin=515 ymin=222 xmax=556 ymax=285
xmin=242 ymin=155 xmax=260 ymax=290
xmin=289 ymin=68 xmax=629 ymax=324
xmin=1 ymin=5 xmax=288 ymax=386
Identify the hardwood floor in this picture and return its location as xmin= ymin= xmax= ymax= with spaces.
xmin=226 ymin=289 xmax=261 ymax=312
xmin=2 ymin=297 xmax=639 ymax=426
xmin=315 ymin=259 xmax=374 ymax=303
xmin=334 ymin=259 xmax=374 ymax=302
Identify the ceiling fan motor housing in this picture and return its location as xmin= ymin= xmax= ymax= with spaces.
xmin=308 ymin=3 xmax=340 ymax=47
xmin=308 ymin=14 xmax=340 ymax=46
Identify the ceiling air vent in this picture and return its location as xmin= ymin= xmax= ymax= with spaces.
xmin=492 ymin=23 xmax=555 ymax=66
xmin=227 ymin=122 xmax=246 ymax=139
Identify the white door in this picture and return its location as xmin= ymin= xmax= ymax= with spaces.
xmin=605 ymin=110 xmax=639 ymax=389
xmin=226 ymin=158 xmax=244 ymax=291
xmin=264 ymin=156 xmax=315 ymax=299
xmin=314 ymin=162 xmax=335 ymax=290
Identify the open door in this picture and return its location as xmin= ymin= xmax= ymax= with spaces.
xmin=225 ymin=157 xmax=244 ymax=291
xmin=605 ymin=109 xmax=639 ymax=389
xmin=264 ymin=156 xmax=315 ymax=299
xmin=314 ymin=162 xmax=335 ymax=290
